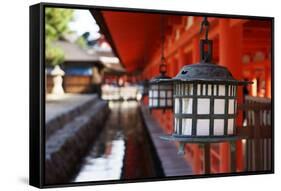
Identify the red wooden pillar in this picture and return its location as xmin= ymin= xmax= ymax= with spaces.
xmin=165 ymin=110 xmax=172 ymax=133
xmin=174 ymin=57 xmax=179 ymax=76
xmin=192 ymin=36 xmax=200 ymax=63
xmin=193 ymin=145 xmax=202 ymax=174
xmin=168 ymin=57 xmax=175 ymax=77
xmin=167 ymin=56 xmax=176 ymax=76
xmin=219 ymin=19 xmax=243 ymax=80
xmin=265 ymin=64 xmax=271 ymax=98
xmin=178 ymin=48 xmax=185 ymax=68
xmin=250 ymin=72 xmax=257 ymax=96
xmin=219 ymin=19 xmax=243 ymax=172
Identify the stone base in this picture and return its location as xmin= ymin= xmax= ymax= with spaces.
xmin=45 ymin=100 xmax=110 ymax=185
xmin=46 ymin=94 xmax=99 ymax=139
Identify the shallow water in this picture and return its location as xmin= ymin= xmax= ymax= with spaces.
xmin=73 ymin=101 xmax=162 ymax=182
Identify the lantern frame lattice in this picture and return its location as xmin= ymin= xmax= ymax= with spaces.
xmin=160 ymin=39 xmax=251 ymax=146
xmin=148 ymin=74 xmax=173 ymax=110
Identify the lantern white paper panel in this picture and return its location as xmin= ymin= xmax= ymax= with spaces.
xmin=175 ymin=98 xmax=180 ymax=113
xmin=214 ymin=99 xmax=225 ymax=114
xmin=228 ymin=85 xmax=237 ymax=96
xmin=153 ymin=99 xmax=158 ymax=106
xmin=197 ymin=84 xmax=201 ymax=95
xmin=167 ymin=99 xmax=172 ymax=106
xmin=208 ymin=84 xmax=212 ymax=95
xmin=214 ymin=119 xmax=224 ymax=135
xmin=197 ymin=98 xmax=210 ymax=114
xmin=152 ymin=85 xmax=158 ymax=89
xmin=228 ymin=85 xmax=232 ymax=96
xmin=202 ymin=84 xmax=206 ymax=95
xmin=175 ymin=118 xmax=180 ymax=133
xmin=228 ymin=99 xmax=235 ymax=114
xmin=182 ymin=98 xmax=193 ymax=114
xmin=213 ymin=85 xmax=217 ymax=96
xmin=172 ymin=82 xmax=239 ymax=137
xmin=160 ymin=99 xmax=165 ymax=106
xmin=160 ymin=90 xmax=165 ymax=98
xmin=160 ymin=84 xmax=171 ymax=90
xmin=196 ymin=119 xmax=210 ymax=136
xmin=182 ymin=118 xmax=192 ymax=135
xmin=228 ymin=119 xmax=234 ymax=135
xmin=153 ymin=90 xmax=158 ymax=97
xmin=167 ymin=90 xmax=172 ymax=98
xmin=149 ymin=90 xmax=152 ymax=97
xmin=218 ymin=85 xmax=226 ymax=96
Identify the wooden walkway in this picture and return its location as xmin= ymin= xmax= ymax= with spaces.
xmin=140 ymin=106 xmax=193 ymax=176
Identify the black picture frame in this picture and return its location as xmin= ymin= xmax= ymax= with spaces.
xmin=29 ymin=2 xmax=274 ymax=188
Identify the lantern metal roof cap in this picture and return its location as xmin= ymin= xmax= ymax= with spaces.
xmin=170 ymin=62 xmax=251 ymax=85
xmin=149 ymin=73 xmax=172 ymax=84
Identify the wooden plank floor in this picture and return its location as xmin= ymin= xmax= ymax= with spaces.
xmin=140 ymin=106 xmax=193 ymax=177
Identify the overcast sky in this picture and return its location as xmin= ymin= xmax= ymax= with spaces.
xmin=68 ymin=9 xmax=101 ymax=40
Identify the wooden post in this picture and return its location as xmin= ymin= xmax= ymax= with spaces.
xmin=204 ymin=143 xmax=211 ymax=174
xmin=219 ymin=19 xmax=243 ymax=173
xmin=265 ymin=65 xmax=271 ymax=98
xmin=253 ymin=109 xmax=261 ymax=171
xmin=192 ymin=36 xmax=200 ymax=63
xmin=193 ymin=144 xmax=201 ymax=174
xmin=178 ymin=48 xmax=185 ymax=68
xmin=230 ymin=141 xmax=237 ymax=172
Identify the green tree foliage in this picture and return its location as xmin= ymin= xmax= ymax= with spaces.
xmin=45 ymin=45 xmax=64 ymax=66
xmin=45 ymin=8 xmax=74 ymax=66
xmin=75 ymin=36 xmax=87 ymax=49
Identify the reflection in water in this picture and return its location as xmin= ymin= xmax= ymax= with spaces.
xmin=74 ymin=139 xmax=125 ymax=182
xmin=73 ymin=101 xmax=162 ymax=182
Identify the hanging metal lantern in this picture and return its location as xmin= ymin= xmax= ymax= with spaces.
xmin=160 ymin=17 xmax=251 ymax=153
xmin=141 ymin=79 xmax=149 ymax=96
xmin=149 ymin=62 xmax=173 ymax=110
xmin=148 ymin=15 xmax=173 ymax=111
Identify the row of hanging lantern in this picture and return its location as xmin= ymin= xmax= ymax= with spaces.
xmin=148 ymin=15 xmax=173 ymax=111
xmin=148 ymin=16 xmax=251 ymax=154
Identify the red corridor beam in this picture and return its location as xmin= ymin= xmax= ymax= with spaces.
xmin=92 ymin=10 xmax=164 ymax=73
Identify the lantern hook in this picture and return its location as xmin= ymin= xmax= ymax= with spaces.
xmin=160 ymin=57 xmax=167 ymax=75
xmin=160 ymin=15 xmax=167 ymax=76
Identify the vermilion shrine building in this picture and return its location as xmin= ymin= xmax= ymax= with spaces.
xmin=93 ymin=11 xmax=272 ymax=174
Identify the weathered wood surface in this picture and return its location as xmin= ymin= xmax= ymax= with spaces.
xmin=140 ymin=106 xmax=193 ymax=176
xmin=238 ymin=95 xmax=272 ymax=172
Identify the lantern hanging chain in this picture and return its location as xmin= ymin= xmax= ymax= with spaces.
xmin=200 ymin=16 xmax=209 ymax=40
xmin=161 ymin=15 xmax=165 ymax=62
xmin=160 ymin=15 xmax=167 ymax=75
xmin=199 ymin=16 xmax=212 ymax=63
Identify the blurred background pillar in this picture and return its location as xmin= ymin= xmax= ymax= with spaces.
xmin=219 ymin=19 xmax=243 ymax=172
